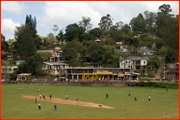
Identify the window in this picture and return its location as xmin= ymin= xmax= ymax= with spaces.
xmin=144 ymin=61 xmax=146 ymax=64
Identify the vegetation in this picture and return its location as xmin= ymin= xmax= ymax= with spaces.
xmin=136 ymin=82 xmax=178 ymax=89
xmin=1 ymin=33 xmax=9 ymax=51
xmin=16 ymin=53 xmax=43 ymax=74
xmin=1 ymin=4 xmax=179 ymax=74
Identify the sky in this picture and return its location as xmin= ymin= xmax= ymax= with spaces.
xmin=1 ymin=1 xmax=179 ymax=40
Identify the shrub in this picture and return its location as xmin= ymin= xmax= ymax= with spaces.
xmin=147 ymin=73 xmax=155 ymax=78
xmin=136 ymin=82 xmax=178 ymax=89
xmin=35 ymin=70 xmax=44 ymax=76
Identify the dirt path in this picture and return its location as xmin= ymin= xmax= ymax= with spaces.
xmin=155 ymin=67 xmax=162 ymax=78
xmin=22 ymin=95 xmax=114 ymax=109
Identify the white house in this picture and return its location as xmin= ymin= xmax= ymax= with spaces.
xmin=1 ymin=51 xmax=14 ymax=60
xmin=119 ymin=56 xmax=149 ymax=70
xmin=1 ymin=66 xmax=18 ymax=79
xmin=49 ymin=48 xmax=63 ymax=62
xmin=1 ymin=66 xmax=18 ymax=74
xmin=41 ymin=62 xmax=69 ymax=75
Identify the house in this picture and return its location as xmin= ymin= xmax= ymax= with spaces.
xmin=147 ymin=34 xmax=159 ymax=40
xmin=66 ymin=67 xmax=140 ymax=81
xmin=16 ymin=60 xmax=25 ymax=65
xmin=119 ymin=56 xmax=149 ymax=70
xmin=95 ymin=38 xmax=105 ymax=43
xmin=41 ymin=62 xmax=69 ymax=75
xmin=139 ymin=47 xmax=156 ymax=56
xmin=1 ymin=66 xmax=18 ymax=79
xmin=1 ymin=51 xmax=14 ymax=60
xmin=66 ymin=67 xmax=133 ymax=80
xmin=164 ymin=63 xmax=179 ymax=80
xmin=49 ymin=48 xmax=63 ymax=62
xmin=1 ymin=66 xmax=18 ymax=74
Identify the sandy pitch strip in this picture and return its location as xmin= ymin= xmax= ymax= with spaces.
xmin=22 ymin=95 xmax=114 ymax=109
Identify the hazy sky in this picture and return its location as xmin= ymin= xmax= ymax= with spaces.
xmin=1 ymin=1 xmax=179 ymax=40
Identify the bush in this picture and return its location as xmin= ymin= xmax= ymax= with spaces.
xmin=35 ymin=70 xmax=44 ymax=76
xmin=136 ymin=82 xmax=179 ymax=89
xmin=147 ymin=73 xmax=155 ymax=78
xmin=134 ymin=70 xmax=141 ymax=73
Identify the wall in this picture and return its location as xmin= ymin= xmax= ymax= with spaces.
xmin=141 ymin=59 xmax=147 ymax=66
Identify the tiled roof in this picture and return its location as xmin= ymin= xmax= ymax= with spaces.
xmin=51 ymin=53 xmax=57 ymax=57
xmin=2 ymin=51 xmax=13 ymax=55
xmin=48 ymin=41 xmax=52 ymax=43
xmin=8 ymin=52 xmax=13 ymax=55
xmin=55 ymin=48 xmax=62 ymax=52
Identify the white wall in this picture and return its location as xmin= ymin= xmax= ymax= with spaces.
xmin=141 ymin=59 xmax=147 ymax=66
xmin=120 ymin=60 xmax=132 ymax=68
xmin=1 ymin=66 xmax=18 ymax=73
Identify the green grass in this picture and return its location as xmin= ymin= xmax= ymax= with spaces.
xmin=1 ymin=84 xmax=179 ymax=119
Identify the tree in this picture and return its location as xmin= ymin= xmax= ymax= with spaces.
xmin=121 ymin=24 xmax=132 ymax=35
xmin=79 ymin=16 xmax=92 ymax=30
xmin=47 ymin=33 xmax=56 ymax=41
xmin=158 ymin=4 xmax=172 ymax=15
xmin=80 ymin=33 xmax=95 ymax=41
xmin=53 ymin=25 xmax=59 ymax=36
xmin=87 ymin=42 xmax=104 ymax=63
xmin=15 ymin=24 xmax=36 ymax=58
xmin=155 ymin=40 xmax=164 ymax=49
xmin=64 ymin=23 xmax=85 ymax=41
xmin=25 ymin=14 xmax=41 ymax=49
xmin=114 ymin=21 xmax=124 ymax=30
xmin=162 ymin=15 xmax=179 ymax=61
xmin=156 ymin=4 xmax=172 ymax=37
xmin=98 ymin=14 xmax=113 ymax=32
xmin=56 ymin=30 xmax=64 ymax=42
xmin=109 ymin=26 xmax=123 ymax=41
xmin=17 ymin=53 xmax=43 ymax=74
xmin=102 ymin=45 xmax=113 ymax=65
xmin=89 ymin=28 xmax=102 ymax=38
xmin=144 ymin=11 xmax=157 ymax=35
xmin=25 ymin=14 xmax=36 ymax=30
xmin=62 ymin=40 xmax=82 ymax=61
xmin=147 ymin=57 xmax=160 ymax=69
xmin=129 ymin=13 xmax=146 ymax=34
xmin=1 ymin=34 xmax=9 ymax=51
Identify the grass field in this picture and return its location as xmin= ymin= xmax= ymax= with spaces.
xmin=1 ymin=84 xmax=179 ymax=119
